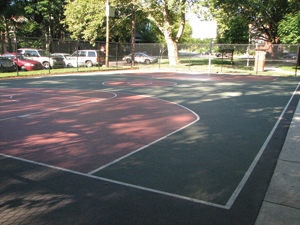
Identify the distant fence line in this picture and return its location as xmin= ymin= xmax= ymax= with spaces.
xmin=1 ymin=36 xmax=299 ymax=58
xmin=1 ymin=36 xmax=299 ymax=75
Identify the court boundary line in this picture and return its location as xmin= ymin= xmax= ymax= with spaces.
xmin=1 ymin=90 xmax=231 ymax=208
xmin=1 ymin=84 xmax=298 ymax=210
xmin=0 ymin=152 xmax=229 ymax=209
xmin=225 ymin=81 xmax=300 ymax=208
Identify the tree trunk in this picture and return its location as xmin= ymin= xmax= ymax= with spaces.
xmin=146 ymin=0 xmax=185 ymax=66
xmin=164 ymin=31 xmax=179 ymax=66
xmin=5 ymin=18 xmax=13 ymax=53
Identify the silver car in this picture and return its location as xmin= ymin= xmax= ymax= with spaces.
xmin=123 ymin=52 xmax=158 ymax=64
xmin=51 ymin=53 xmax=82 ymax=68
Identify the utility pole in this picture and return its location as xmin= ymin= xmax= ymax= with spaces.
xmin=105 ymin=0 xmax=110 ymax=67
xmin=131 ymin=3 xmax=135 ymax=67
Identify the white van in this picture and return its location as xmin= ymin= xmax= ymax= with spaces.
xmin=71 ymin=50 xmax=105 ymax=67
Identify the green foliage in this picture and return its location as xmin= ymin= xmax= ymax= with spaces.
xmin=16 ymin=21 xmax=42 ymax=38
xmin=0 ymin=0 xmax=13 ymax=15
xmin=115 ymin=4 xmax=160 ymax=43
xmin=63 ymin=0 xmax=106 ymax=42
xmin=217 ymin=15 xmax=249 ymax=44
xmin=206 ymin=0 xmax=299 ymax=44
xmin=63 ymin=0 xmax=155 ymax=43
xmin=141 ymin=0 xmax=188 ymax=41
xmin=11 ymin=0 xmax=67 ymax=38
xmin=176 ymin=21 xmax=192 ymax=43
xmin=18 ymin=36 xmax=47 ymax=49
xmin=278 ymin=11 xmax=300 ymax=44
xmin=1 ymin=0 xmax=300 ymax=48
xmin=137 ymin=21 xmax=163 ymax=43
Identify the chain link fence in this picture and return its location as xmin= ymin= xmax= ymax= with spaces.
xmin=0 ymin=36 xmax=299 ymax=76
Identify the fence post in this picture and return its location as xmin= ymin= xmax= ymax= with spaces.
xmin=255 ymin=52 xmax=259 ymax=75
xmin=116 ymin=43 xmax=118 ymax=68
xmin=189 ymin=44 xmax=191 ymax=71
xmin=48 ymin=38 xmax=51 ymax=73
xmin=208 ymin=39 xmax=213 ymax=74
xmin=221 ymin=50 xmax=223 ymax=72
xmin=15 ymin=36 xmax=19 ymax=76
xmin=295 ymin=45 xmax=300 ymax=77
xmin=76 ymin=40 xmax=79 ymax=72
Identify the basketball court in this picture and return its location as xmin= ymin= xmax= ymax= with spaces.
xmin=1 ymin=70 xmax=300 ymax=224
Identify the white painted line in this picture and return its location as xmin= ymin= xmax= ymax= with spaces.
xmin=225 ymin=81 xmax=300 ymax=209
xmin=0 ymin=152 xmax=228 ymax=209
xmin=88 ymin=94 xmax=200 ymax=174
xmin=88 ymin=114 xmax=199 ymax=173
xmin=2 ymin=85 xmax=297 ymax=210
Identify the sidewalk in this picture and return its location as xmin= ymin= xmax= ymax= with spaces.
xmin=255 ymin=99 xmax=300 ymax=225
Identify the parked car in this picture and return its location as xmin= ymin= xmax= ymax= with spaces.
xmin=215 ymin=52 xmax=232 ymax=58
xmin=122 ymin=52 xmax=158 ymax=64
xmin=1 ymin=53 xmax=43 ymax=71
xmin=283 ymin=53 xmax=297 ymax=59
xmin=70 ymin=50 xmax=105 ymax=67
xmin=0 ymin=56 xmax=17 ymax=72
xmin=204 ymin=50 xmax=211 ymax=55
xmin=51 ymin=53 xmax=80 ymax=68
xmin=17 ymin=48 xmax=65 ymax=69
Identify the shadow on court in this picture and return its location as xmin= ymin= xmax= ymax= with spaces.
xmin=0 ymin=71 xmax=299 ymax=224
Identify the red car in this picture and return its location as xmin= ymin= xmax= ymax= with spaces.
xmin=1 ymin=53 xmax=43 ymax=71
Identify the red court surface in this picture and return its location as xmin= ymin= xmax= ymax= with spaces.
xmin=1 ymin=72 xmax=299 ymax=225
xmin=0 ymin=88 xmax=198 ymax=173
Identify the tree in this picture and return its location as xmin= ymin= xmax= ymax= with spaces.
xmin=137 ymin=20 xmax=163 ymax=43
xmin=141 ymin=0 xmax=187 ymax=65
xmin=278 ymin=11 xmax=300 ymax=44
xmin=21 ymin=0 xmax=66 ymax=39
xmin=0 ymin=0 xmax=24 ymax=52
xmin=0 ymin=0 xmax=13 ymax=14
xmin=177 ymin=23 xmax=193 ymax=43
xmin=210 ymin=8 xmax=249 ymax=44
xmin=64 ymin=0 xmax=107 ymax=42
xmin=64 ymin=0 xmax=194 ymax=65
xmin=205 ymin=0 xmax=299 ymax=44
xmin=63 ymin=0 xmax=150 ymax=43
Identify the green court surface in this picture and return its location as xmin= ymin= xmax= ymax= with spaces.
xmin=1 ymin=71 xmax=300 ymax=224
